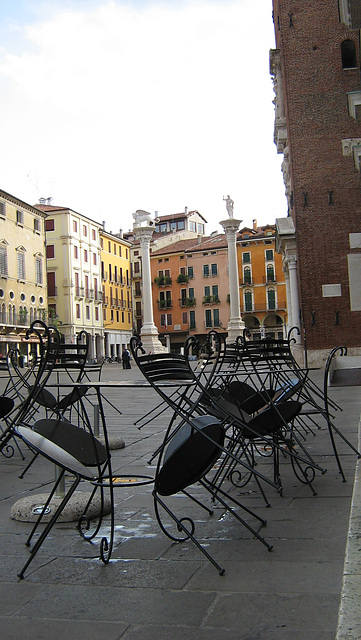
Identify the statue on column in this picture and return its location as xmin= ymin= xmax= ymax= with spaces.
xmin=223 ymin=195 xmax=234 ymax=218
xmin=132 ymin=210 xmax=160 ymax=227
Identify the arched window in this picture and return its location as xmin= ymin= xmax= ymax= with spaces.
xmin=341 ymin=40 xmax=357 ymax=68
xmin=243 ymin=266 xmax=252 ymax=284
xmin=266 ymin=264 xmax=275 ymax=282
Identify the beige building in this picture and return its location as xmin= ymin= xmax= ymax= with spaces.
xmin=0 ymin=189 xmax=47 ymax=360
xmin=36 ymin=201 xmax=103 ymax=357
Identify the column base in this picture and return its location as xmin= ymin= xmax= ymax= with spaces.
xmin=226 ymin=318 xmax=245 ymax=344
xmin=140 ymin=327 xmax=165 ymax=353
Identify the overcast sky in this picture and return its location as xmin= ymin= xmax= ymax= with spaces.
xmin=0 ymin=0 xmax=286 ymax=235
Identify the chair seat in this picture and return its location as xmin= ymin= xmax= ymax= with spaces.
xmin=155 ymin=415 xmax=225 ymax=496
xmin=57 ymin=386 xmax=89 ymax=411
xmin=16 ymin=426 xmax=95 ymax=480
xmin=0 ymin=396 xmax=15 ymax=419
xmin=33 ymin=418 xmax=107 ymax=467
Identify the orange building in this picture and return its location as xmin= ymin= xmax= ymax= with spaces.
xmin=237 ymin=222 xmax=287 ymax=340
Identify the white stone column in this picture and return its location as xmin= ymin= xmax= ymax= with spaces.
xmin=288 ymin=256 xmax=301 ymax=342
xmin=135 ymin=225 xmax=164 ymax=353
xmin=220 ymin=218 xmax=245 ymax=343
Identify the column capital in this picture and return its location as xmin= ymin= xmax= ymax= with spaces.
xmin=134 ymin=225 xmax=155 ymax=245
xmin=220 ymin=218 xmax=242 ymax=237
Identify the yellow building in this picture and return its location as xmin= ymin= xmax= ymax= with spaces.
xmin=100 ymin=229 xmax=132 ymax=358
xmin=237 ymin=221 xmax=287 ymax=339
xmin=0 ymin=189 xmax=47 ymax=361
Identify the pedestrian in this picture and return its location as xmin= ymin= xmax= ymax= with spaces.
xmin=122 ymin=347 xmax=131 ymax=369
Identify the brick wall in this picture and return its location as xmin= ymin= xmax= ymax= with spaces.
xmin=272 ymin=0 xmax=361 ymax=350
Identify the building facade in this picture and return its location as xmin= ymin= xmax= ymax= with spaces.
xmin=270 ymin=0 xmax=361 ymax=363
xmin=100 ymin=229 xmax=132 ymax=358
xmin=0 ymin=189 xmax=47 ymax=360
xmin=238 ymin=222 xmax=287 ymax=340
xmin=36 ymin=203 xmax=103 ymax=356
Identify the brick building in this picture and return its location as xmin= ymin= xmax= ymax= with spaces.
xmin=270 ymin=0 xmax=361 ymax=363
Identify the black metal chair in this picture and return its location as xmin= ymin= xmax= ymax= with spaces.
xmin=131 ymin=336 xmax=273 ymax=574
xmin=15 ymin=415 xmax=114 ymax=579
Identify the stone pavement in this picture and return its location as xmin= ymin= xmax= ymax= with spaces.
xmin=0 ymin=364 xmax=360 ymax=640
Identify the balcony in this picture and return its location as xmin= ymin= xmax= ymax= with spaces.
xmin=179 ymin=297 xmax=196 ymax=307
xmin=101 ymin=271 xmax=108 ymax=281
xmin=75 ymin=286 xmax=85 ymax=298
xmin=158 ymin=299 xmax=173 ymax=310
xmin=203 ymin=295 xmax=220 ymax=305
xmin=263 ymin=276 xmax=277 ymax=284
xmin=240 ymin=278 xmax=253 ymax=286
xmin=85 ymin=288 xmax=94 ymax=299
xmin=94 ymin=291 xmax=103 ymax=302
xmin=154 ymin=276 xmax=172 ymax=287
xmin=242 ymin=301 xmax=287 ymax=313
xmin=176 ymin=274 xmax=189 ymax=284
xmin=102 ymin=295 xmax=109 ymax=305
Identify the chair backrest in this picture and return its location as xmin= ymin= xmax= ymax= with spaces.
xmin=52 ymin=330 xmax=90 ymax=382
xmin=5 ymin=320 xmax=61 ymax=425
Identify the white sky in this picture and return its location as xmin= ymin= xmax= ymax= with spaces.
xmin=0 ymin=0 xmax=286 ymax=235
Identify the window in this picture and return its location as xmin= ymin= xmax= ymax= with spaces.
xmin=95 ymin=307 xmax=99 ymax=321
xmin=16 ymin=210 xmax=24 ymax=225
xmin=268 ymin=288 xmax=276 ymax=310
xmin=17 ymin=250 xmax=26 ymax=280
xmin=83 ymin=225 xmax=87 ymax=236
xmin=35 ymin=256 xmax=43 ymax=284
xmin=205 ymin=309 xmax=212 ymax=327
xmin=341 ymin=39 xmax=357 ymax=68
xmin=189 ymin=287 xmax=194 ymax=299
xmin=92 ymin=229 xmax=96 ymax=241
xmin=86 ymin=306 xmax=90 ymax=320
xmin=119 ymin=246 xmax=122 ymax=257
xmin=0 ymin=202 xmax=6 ymax=217
xmin=34 ymin=218 xmax=41 ymax=232
xmin=84 ymin=250 xmax=88 ymax=262
xmin=188 ymin=266 xmax=194 ymax=278
xmin=198 ymin=224 xmax=204 ymax=234
xmin=0 ymin=243 xmax=8 ymax=276
xmin=189 ymin=221 xmax=196 ymax=232
xmin=177 ymin=220 xmax=185 ymax=230
xmin=244 ymin=290 xmax=252 ymax=311
xmin=211 ymin=263 xmax=218 ymax=276
xmin=203 ymin=264 xmax=209 ymax=277
xmin=134 ymin=262 xmax=140 ymax=274
xmin=93 ymin=253 xmax=97 ymax=265
xmin=182 ymin=311 xmax=188 ymax=324
xmin=47 ymin=272 xmax=56 ymax=296
xmin=114 ymin=244 xmax=116 ymax=255
xmin=204 ymin=285 xmax=210 ymax=297
xmin=243 ymin=252 xmax=251 ymax=263
xmin=170 ymin=222 xmax=177 ymax=231
xmin=212 ymin=285 xmax=219 ymax=299
xmin=45 ymin=218 xmax=55 ymax=231
xmin=189 ymin=310 xmax=196 ymax=329
xmin=76 ymin=304 xmax=80 ymax=319
xmin=265 ymin=249 xmax=274 ymax=261
xmin=46 ymin=245 xmax=55 ymax=259
xmin=213 ymin=308 xmax=220 ymax=327
xmin=73 ymin=220 xmax=78 ymax=232
xmin=74 ymin=245 xmax=78 ymax=259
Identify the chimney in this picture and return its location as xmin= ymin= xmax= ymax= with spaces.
xmin=102 ymin=220 xmax=106 ymax=230
xmin=253 ymin=219 xmax=257 ymax=230
xmin=185 ymin=206 xmax=188 ymax=215
xmin=119 ymin=228 xmax=123 ymax=238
